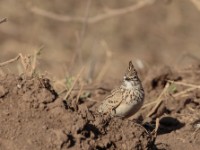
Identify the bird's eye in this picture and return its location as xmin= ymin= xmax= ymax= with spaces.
xmin=125 ymin=77 xmax=130 ymax=80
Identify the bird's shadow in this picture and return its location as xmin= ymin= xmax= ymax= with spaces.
xmin=143 ymin=116 xmax=185 ymax=135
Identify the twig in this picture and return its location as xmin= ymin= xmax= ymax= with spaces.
xmin=147 ymin=83 xmax=170 ymax=117
xmin=142 ymin=101 xmax=157 ymax=109
xmin=143 ymin=80 xmax=200 ymax=109
xmin=142 ymin=86 xmax=199 ymax=109
xmin=155 ymin=118 xmax=160 ymax=134
xmin=76 ymin=83 xmax=83 ymax=103
xmin=18 ymin=54 xmax=32 ymax=75
xmin=173 ymin=87 xmax=197 ymax=98
xmin=58 ymin=89 xmax=68 ymax=95
xmin=0 ymin=54 xmax=21 ymax=67
xmin=30 ymin=0 xmax=155 ymax=24
xmin=0 ymin=18 xmax=7 ymax=24
xmin=167 ymin=80 xmax=200 ymax=88
xmin=151 ymin=118 xmax=160 ymax=138
xmin=0 ymin=53 xmax=33 ymax=76
xmin=64 ymin=67 xmax=85 ymax=100
xmin=31 ymin=46 xmax=44 ymax=76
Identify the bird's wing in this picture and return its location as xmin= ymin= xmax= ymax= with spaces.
xmin=98 ymin=88 xmax=124 ymax=114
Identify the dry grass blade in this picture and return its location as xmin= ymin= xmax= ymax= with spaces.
xmin=168 ymin=80 xmax=200 ymax=97
xmin=0 ymin=51 xmax=43 ymax=76
xmin=167 ymin=80 xmax=200 ymax=88
xmin=18 ymin=54 xmax=33 ymax=76
xmin=151 ymin=118 xmax=160 ymax=139
xmin=142 ymin=101 xmax=157 ymax=109
xmin=31 ymin=46 xmax=44 ymax=76
xmin=76 ymin=83 xmax=83 ymax=103
xmin=173 ymin=87 xmax=197 ymax=98
xmin=64 ymin=67 xmax=85 ymax=100
xmin=143 ymin=81 xmax=200 ymax=109
xmin=147 ymin=83 xmax=170 ymax=117
xmin=58 ymin=89 xmax=67 ymax=96
xmin=155 ymin=118 xmax=160 ymax=135
xmin=0 ymin=54 xmax=21 ymax=67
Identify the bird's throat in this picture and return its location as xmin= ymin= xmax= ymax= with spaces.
xmin=123 ymin=80 xmax=134 ymax=89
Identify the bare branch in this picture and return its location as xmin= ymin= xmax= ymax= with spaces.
xmin=30 ymin=0 xmax=155 ymax=24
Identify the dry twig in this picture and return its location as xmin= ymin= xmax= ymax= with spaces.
xmin=142 ymin=80 xmax=200 ymax=109
xmin=0 ymin=54 xmax=21 ymax=67
xmin=0 ymin=50 xmax=43 ymax=77
xmin=151 ymin=118 xmax=160 ymax=138
xmin=64 ymin=67 xmax=85 ymax=100
xmin=147 ymin=83 xmax=170 ymax=117
xmin=18 ymin=54 xmax=33 ymax=76
xmin=30 ymin=0 xmax=155 ymax=24
xmin=76 ymin=83 xmax=83 ymax=103
xmin=30 ymin=46 xmax=44 ymax=76
xmin=167 ymin=80 xmax=200 ymax=88
xmin=142 ymin=101 xmax=157 ymax=109
xmin=168 ymin=80 xmax=200 ymax=98
xmin=173 ymin=87 xmax=197 ymax=98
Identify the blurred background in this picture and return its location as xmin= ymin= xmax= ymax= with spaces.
xmin=0 ymin=0 xmax=200 ymax=83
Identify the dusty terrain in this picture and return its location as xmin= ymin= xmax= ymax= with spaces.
xmin=1 ymin=65 xmax=200 ymax=150
xmin=0 ymin=73 xmax=156 ymax=150
xmin=1 ymin=0 xmax=200 ymax=149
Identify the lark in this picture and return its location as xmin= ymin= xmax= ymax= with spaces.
xmin=98 ymin=61 xmax=144 ymax=118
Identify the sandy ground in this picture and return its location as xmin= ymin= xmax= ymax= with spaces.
xmin=0 ymin=65 xmax=200 ymax=149
xmin=1 ymin=0 xmax=200 ymax=149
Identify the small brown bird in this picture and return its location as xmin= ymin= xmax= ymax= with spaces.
xmin=98 ymin=61 xmax=144 ymax=118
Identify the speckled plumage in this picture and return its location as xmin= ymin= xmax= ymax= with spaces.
xmin=98 ymin=61 xmax=144 ymax=118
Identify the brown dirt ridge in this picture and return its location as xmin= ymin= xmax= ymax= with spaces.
xmin=0 ymin=74 xmax=154 ymax=150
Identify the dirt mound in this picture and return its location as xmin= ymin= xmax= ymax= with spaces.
xmin=0 ymin=74 xmax=155 ymax=150
xmin=141 ymin=65 xmax=200 ymax=150
xmin=1 ymin=65 xmax=200 ymax=150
